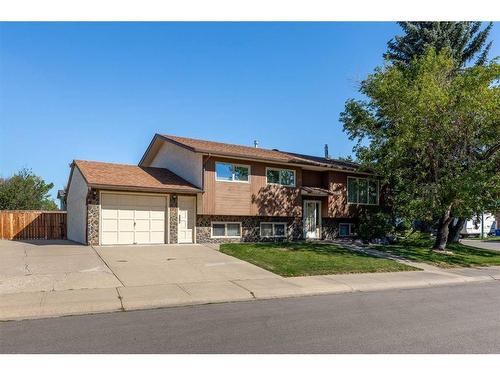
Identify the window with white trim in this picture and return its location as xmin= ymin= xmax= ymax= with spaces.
xmin=215 ymin=162 xmax=250 ymax=183
xmin=266 ymin=168 xmax=295 ymax=187
xmin=347 ymin=177 xmax=379 ymax=205
xmin=260 ymin=222 xmax=287 ymax=238
xmin=339 ymin=223 xmax=354 ymax=237
xmin=211 ymin=222 xmax=242 ymax=238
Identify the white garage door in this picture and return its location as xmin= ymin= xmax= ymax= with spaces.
xmin=100 ymin=193 xmax=166 ymax=245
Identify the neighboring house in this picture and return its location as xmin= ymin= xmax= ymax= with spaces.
xmin=57 ymin=189 xmax=67 ymax=211
xmin=65 ymin=134 xmax=380 ymax=246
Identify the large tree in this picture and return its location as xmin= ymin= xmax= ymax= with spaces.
xmin=340 ymin=49 xmax=500 ymax=250
xmin=385 ymin=22 xmax=493 ymax=67
xmin=385 ymin=22 xmax=495 ymax=242
xmin=0 ymin=168 xmax=58 ymax=210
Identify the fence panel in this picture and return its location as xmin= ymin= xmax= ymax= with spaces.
xmin=0 ymin=211 xmax=67 ymax=240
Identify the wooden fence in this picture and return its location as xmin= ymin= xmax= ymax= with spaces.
xmin=0 ymin=211 xmax=67 ymax=240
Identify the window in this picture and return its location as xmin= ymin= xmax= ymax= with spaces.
xmin=347 ymin=177 xmax=379 ymax=205
xmin=260 ymin=222 xmax=287 ymax=238
xmin=215 ymin=162 xmax=250 ymax=183
xmin=266 ymin=168 xmax=296 ymax=187
xmin=339 ymin=223 xmax=354 ymax=237
xmin=211 ymin=222 xmax=242 ymax=238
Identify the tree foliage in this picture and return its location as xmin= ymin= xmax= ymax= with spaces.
xmin=0 ymin=168 xmax=58 ymax=210
xmin=386 ymin=22 xmax=493 ymax=67
xmin=340 ymin=49 xmax=500 ymax=249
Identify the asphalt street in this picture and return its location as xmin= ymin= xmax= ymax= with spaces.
xmin=1 ymin=281 xmax=500 ymax=353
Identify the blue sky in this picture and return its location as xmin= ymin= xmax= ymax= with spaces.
xmin=1 ymin=22 xmax=498 ymax=200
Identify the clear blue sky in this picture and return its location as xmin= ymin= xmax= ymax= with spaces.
xmin=1 ymin=22 xmax=498 ymax=200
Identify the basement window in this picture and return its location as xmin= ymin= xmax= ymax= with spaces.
xmin=260 ymin=222 xmax=287 ymax=238
xmin=211 ymin=222 xmax=242 ymax=238
xmin=339 ymin=223 xmax=354 ymax=237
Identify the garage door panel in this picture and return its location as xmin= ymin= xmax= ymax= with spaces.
xmin=101 ymin=209 xmax=118 ymax=219
xmin=102 ymin=218 xmax=118 ymax=231
xmin=150 ymin=219 xmax=164 ymax=231
xmin=100 ymin=193 xmax=167 ymax=245
xmin=135 ymin=220 xmax=150 ymax=231
xmin=150 ymin=210 xmax=165 ymax=219
xmin=134 ymin=210 xmax=150 ymax=220
xmin=119 ymin=219 xmax=135 ymax=231
xmin=102 ymin=232 xmax=119 ymax=245
xmin=119 ymin=209 xmax=134 ymax=220
xmin=118 ymin=231 xmax=134 ymax=244
xmin=150 ymin=231 xmax=164 ymax=243
xmin=134 ymin=231 xmax=150 ymax=244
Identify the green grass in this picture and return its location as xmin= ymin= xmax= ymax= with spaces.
xmin=219 ymin=242 xmax=417 ymax=277
xmin=374 ymin=233 xmax=500 ymax=268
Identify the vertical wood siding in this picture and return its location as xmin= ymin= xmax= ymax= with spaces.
xmin=0 ymin=211 xmax=67 ymax=240
xmin=200 ymin=156 xmax=302 ymax=217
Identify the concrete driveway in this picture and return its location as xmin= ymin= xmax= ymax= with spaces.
xmin=94 ymin=244 xmax=278 ymax=287
xmin=0 ymin=240 xmax=121 ymax=294
xmin=0 ymin=240 xmax=278 ymax=295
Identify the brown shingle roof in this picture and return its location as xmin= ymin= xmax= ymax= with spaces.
xmin=160 ymin=134 xmax=363 ymax=172
xmin=160 ymin=134 xmax=322 ymax=166
xmin=74 ymin=160 xmax=201 ymax=193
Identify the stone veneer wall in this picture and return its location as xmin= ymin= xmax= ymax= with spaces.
xmin=321 ymin=218 xmax=357 ymax=240
xmin=169 ymin=194 xmax=178 ymax=244
xmin=87 ymin=189 xmax=100 ymax=246
xmin=196 ymin=215 xmax=303 ymax=243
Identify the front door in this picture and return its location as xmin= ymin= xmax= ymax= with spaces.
xmin=178 ymin=196 xmax=195 ymax=243
xmin=304 ymin=200 xmax=321 ymax=239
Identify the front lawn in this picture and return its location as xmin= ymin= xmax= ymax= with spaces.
xmin=219 ymin=242 xmax=417 ymax=277
xmin=374 ymin=234 xmax=500 ymax=268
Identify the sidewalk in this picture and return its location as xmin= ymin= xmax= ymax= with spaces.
xmin=2 ymin=263 xmax=500 ymax=321
xmin=461 ymin=239 xmax=500 ymax=252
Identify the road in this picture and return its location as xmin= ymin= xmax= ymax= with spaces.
xmin=2 ymin=282 xmax=500 ymax=353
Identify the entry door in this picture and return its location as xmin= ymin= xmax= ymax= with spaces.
xmin=178 ymin=196 xmax=195 ymax=243
xmin=304 ymin=200 xmax=321 ymax=239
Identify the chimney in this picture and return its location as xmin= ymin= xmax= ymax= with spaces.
xmin=324 ymin=144 xmax=329 ymax=159
xmin=254 ymin=140 xmax=259 ymax=148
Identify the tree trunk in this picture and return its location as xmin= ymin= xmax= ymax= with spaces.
xmin=433 ymin=206 xmax=453 ymax=250
xmin=447 ymin=217 xmax=465 ymax=244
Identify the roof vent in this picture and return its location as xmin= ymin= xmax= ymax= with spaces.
xmin=324 ymin=144 xmax=330 ymax=159
xmin=254 ymin=140 xmax=259 ymax=148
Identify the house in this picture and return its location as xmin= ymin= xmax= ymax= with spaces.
xmin=57 ymin=189 xmax=67 ymax=210
xmin=65 ymin=134 xmax=380 ymax=246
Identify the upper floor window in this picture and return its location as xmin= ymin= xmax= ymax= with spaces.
xmin=347 ymin=177 xmax=379 ymax=205
xmin=215 ymin=162 xmax=250 ymax=183
xmin=266 ymin=167 xmax=296 ymax=187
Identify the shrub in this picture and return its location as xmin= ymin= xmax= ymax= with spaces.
xmin=357 ymin=209 xmax=395 ymax=241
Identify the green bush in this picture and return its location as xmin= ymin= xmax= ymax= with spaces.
xmin=357 ymin=209 xmax=395 ymax=241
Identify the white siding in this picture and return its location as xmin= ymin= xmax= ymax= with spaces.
xmin=67 ymin=167 xmax=88 ymax=244
xmin=149 ymin=141 xmax=203 ymax=188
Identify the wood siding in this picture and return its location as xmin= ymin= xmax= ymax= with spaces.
xmin=201 ymin=156 xmax=302 ymax=217
xmin=200 ymin=156 xmax=377 ymax=219
xmin=0 ymin=211 xmax=67 ymax=240
xmin=324 ymin=171 xmax=374 ymax=218
xmin=302 ymin=169 xmax=324 ymax=188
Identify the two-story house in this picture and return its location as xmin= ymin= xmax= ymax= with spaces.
xmin=65 ymin=134 xmax=380 ymax=245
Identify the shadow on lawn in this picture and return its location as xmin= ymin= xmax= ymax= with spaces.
xmin=376 ymin=239 xmax=500 ymax=268
xmin=243 ymin=241 xmax=387 ymax=260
